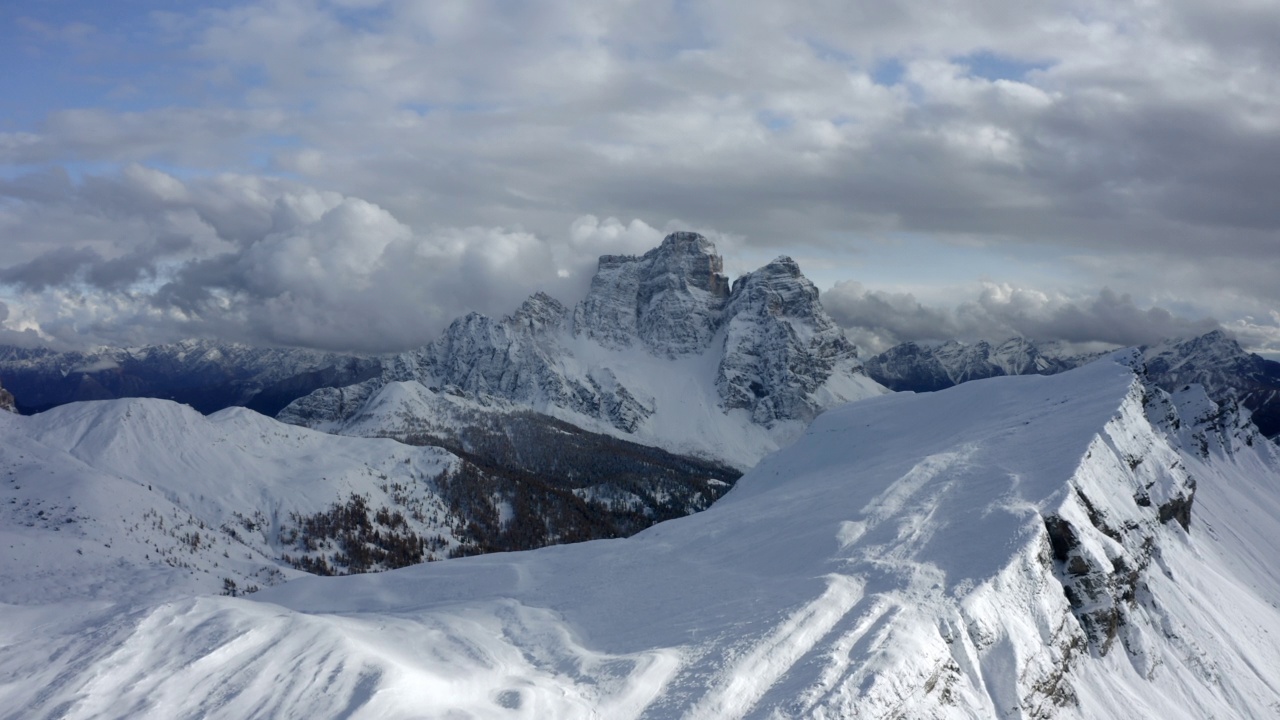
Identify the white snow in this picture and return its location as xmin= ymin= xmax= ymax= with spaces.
xmin=2 ymin=358 xmax=1279 ymax=718
xmin=0 ymin=398 xmax=464 ymax=605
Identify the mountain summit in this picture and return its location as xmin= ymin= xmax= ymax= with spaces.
xmin=279 ymin=232 xmax=885 ymax=466
xmin=575 ymin=231 xmax=731 ymax=356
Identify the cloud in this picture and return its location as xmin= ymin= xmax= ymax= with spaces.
xmin=825 ymin=281 xmax=1221 ymax=353
xmin=3 ymin=1 xmax=1278 ymax=354
xmin=0 ymin=167 xmax=686 ymax=352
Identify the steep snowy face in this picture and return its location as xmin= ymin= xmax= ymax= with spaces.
xmin=717 ymin=256 xmax=859 ymax=424
xmin=574 ymin=231 xmax=730 ymax=356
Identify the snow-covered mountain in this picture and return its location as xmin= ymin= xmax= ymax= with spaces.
xmin=280 ymin=232 xmax=886 ymax=467
xmin=1142 ymin=330 xmax=1280 ymax=439
xmin=0 ymin=378 xmax=14 ymax=413
xmin=5 ymin=355 xmax=1279 ymax=718
xmin=866 ymin=331 xmax=1280 ymax=441
xmin=0 ymin=339 xmax=379 ymax=416
xmin=0 ymin=397 xmax=736 ymax=602
xmin=0 ymin=233 xmax=884 ymax=468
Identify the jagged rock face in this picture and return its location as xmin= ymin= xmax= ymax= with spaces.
xmin=0 ymin=381 xmax=15 ymax=413
xmin=574 ymin=231 xmax=730 ymax=356
xmin=417 ymin=293 xmax=653 ymax=432
xmin=572 ymin=233 xmax=859 ymax=425
xmin=1141 ymin=329 xmax=1280 ymax=440
xmin=275 ymin=379 xmax=381 ymax=429
xmin=1039 ymin=385 xmax=1198 ymax=660
xmin=717 ymin=257 xmax=858 ymax=424
xmin=863 ymin=341 xmax=962 ymax=392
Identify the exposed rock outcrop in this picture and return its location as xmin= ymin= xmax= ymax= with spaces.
xmin=717 ymin=256 xmax=860 ymax=424
xmin=573 ymin=231 xmax=730 ymax=356
xmin=0 ymin=380 xmax=15 ymax=413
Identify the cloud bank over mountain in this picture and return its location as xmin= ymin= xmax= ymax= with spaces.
xmin=825 ymin=282 xmax=1225 ymax=354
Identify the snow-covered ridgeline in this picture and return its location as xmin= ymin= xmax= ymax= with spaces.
xmin=6 ymin=358 xmax=1278 ymax=718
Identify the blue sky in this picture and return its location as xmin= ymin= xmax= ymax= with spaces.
xmin=1 ymin=0 xmax=1277 ymax=354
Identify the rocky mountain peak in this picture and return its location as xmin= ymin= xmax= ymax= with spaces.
xmin=574 ymin=231 xmax=730 ymax=356
xmin=1142 ymin=329 xmax=1252 ymax=386
xmin=728 ymin=256 xmax=823 ymax=323
xmin=509 ymin=291 xmax=567 ymax=333
xmin=717 ymin=255 xmax=864 ymax=425
xmin=278 ymin=231 xmax=885 ymax=460
xmin=641 ymin=231 xmax=730 ymax=299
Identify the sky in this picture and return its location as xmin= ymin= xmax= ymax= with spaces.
xmin=1 ymin=0 xmax=1277 ymax=356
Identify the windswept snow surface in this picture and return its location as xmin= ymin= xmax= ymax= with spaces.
xmin=4 ymin=359 xmax=1280 ymax=718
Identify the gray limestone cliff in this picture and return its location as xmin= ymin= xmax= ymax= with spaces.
xmin=279 ymin=232 xmax=878 ymax=440
xmin=717 ymin=256 xmax=860 ymax=424
xmin=573 ymin=231 xmax=730 ymax=356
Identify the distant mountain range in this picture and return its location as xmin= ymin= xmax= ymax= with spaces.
xmin=0 ymin=339 xmax=379 ymax=416
xmin=863 ymin=330 xmax=1280 ymax=440
xmin=1 ymin=232 xmax=887 ymax=468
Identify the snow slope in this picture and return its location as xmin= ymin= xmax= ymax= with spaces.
xmin=5 ymin=357 xmax=1279 ymax=718
xmin=0 ymin=398 xmax=467 ymax=604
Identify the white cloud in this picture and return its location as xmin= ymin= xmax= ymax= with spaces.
xmin=825 ymin=280 xmax=1222 ymax=354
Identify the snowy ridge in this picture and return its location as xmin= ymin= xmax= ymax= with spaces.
xmin=8 ymin=358 xmax=1280 ymax=718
